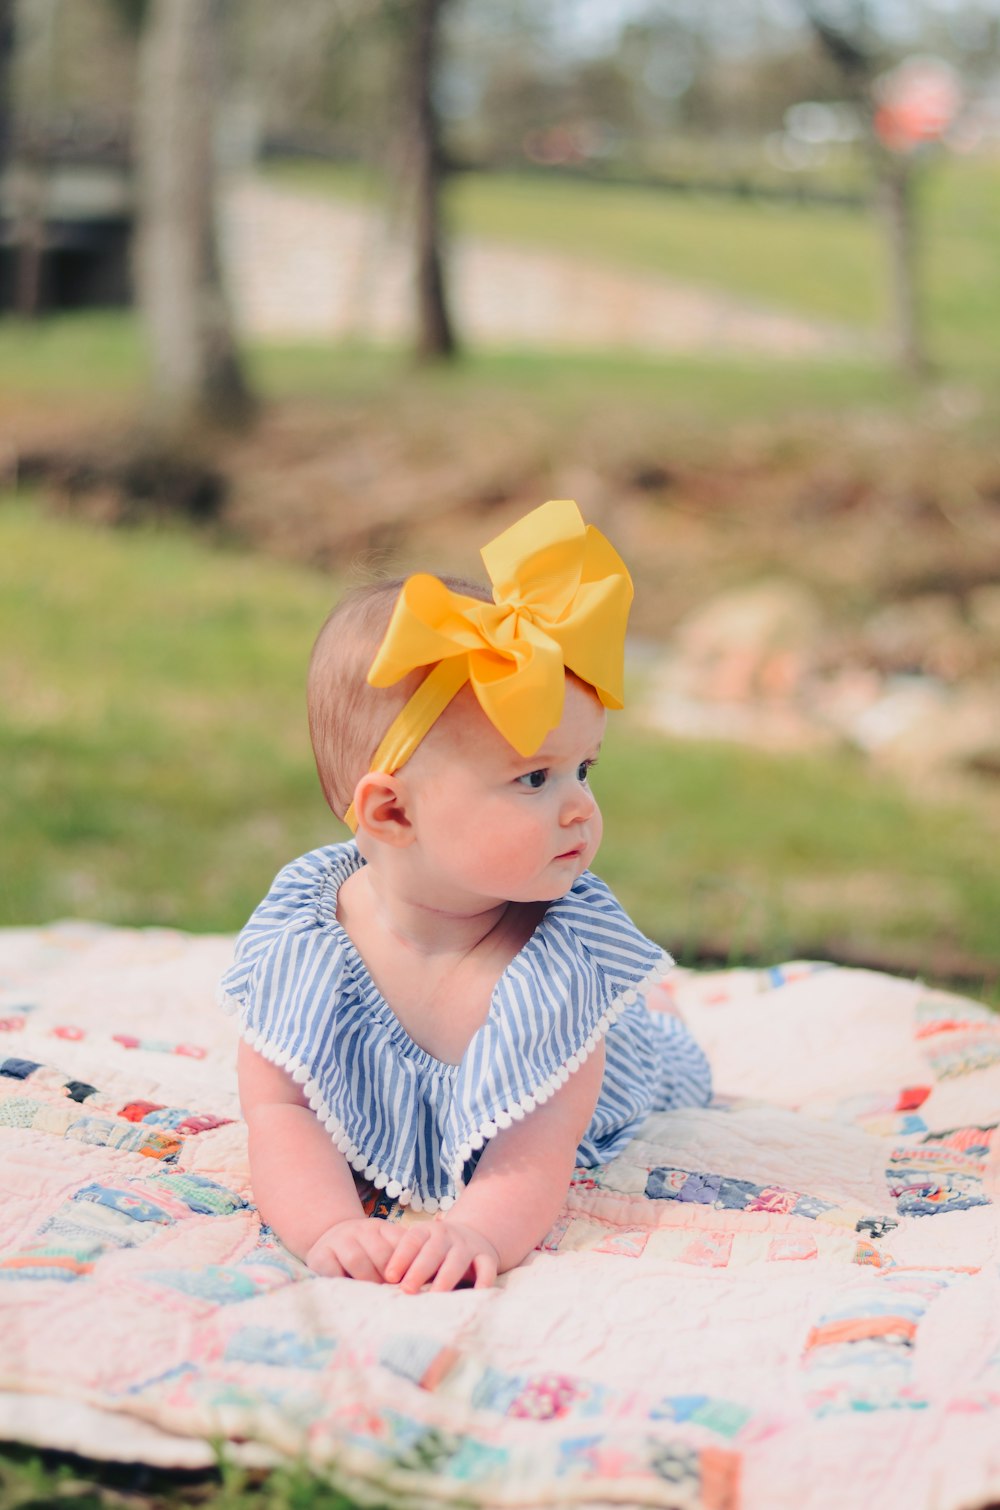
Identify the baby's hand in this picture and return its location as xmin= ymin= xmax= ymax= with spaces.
xmin=306 ymin=1216 xmax=401 ymax=1283
xmin=384 ymin=1217 xmax=499 ymax=1294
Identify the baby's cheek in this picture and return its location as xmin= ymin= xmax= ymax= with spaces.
xmin=487 ymin=827 xmax=541 ymax=876
xmin=585 ymin=806 xmax=604 ymax=861
xmin=480 ymin=814 xmax=547 ymax=877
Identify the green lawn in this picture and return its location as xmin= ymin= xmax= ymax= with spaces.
xmin=3 ymin=495 xmax=998 ymax=998
xmin=0 ymin=497 xmax=335 ymax=932
xmin=0 ymin=308 xmax=144 ymax=397
xmin=0 ymin=308 xmax=928 ymax=429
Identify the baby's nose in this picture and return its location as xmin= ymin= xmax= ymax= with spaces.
xmin=561 ymin=780 xmax=597 ymax=823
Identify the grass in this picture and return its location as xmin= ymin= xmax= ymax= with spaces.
xmin=0 ymin=311 xmax=144 ymax=398
xmin=0 ymin=497 xmax=335 ymax=932
xmin=600 ymin=726 xmax=1000 ymax=989
xmin=0 ymin=308 xmax=930 ymax=435
xmin=250 ymin=341 xmax=913 ymax=428
xmin=0 ymin=1442 xmax=387 ymax=1510
xmin=3 ymin=493 xmax=998 ymax=1000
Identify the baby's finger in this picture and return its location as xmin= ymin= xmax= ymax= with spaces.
xmin=308 ymin=1245 xmax=346 ymax=1280
xmin=339 ymin=1240 xmax=384 ymax=1285
xmin=365 ymin=1228 xmax=401 ymax=1276
xmin=399 ymin=1233 xmax=449 ymax=1294
xmin=429 ymin=1245 xmax=475 ymax=1293
xmin=471 ymin=1251 xmax=498 ymax=1289
xmin=383 ymin=1225 xmax=431 ymax=1284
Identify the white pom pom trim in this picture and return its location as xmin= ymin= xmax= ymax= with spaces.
xmin=446 ymin=954 xmax=672 ymax=1195
xmin=217 ymin=986 xmax=241 ymax=1017
xmin=235 ymin=953 xmax=671 ymax=1210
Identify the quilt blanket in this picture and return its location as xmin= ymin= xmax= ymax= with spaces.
xmin=1 ymin=923 xmax=999 ymax=1510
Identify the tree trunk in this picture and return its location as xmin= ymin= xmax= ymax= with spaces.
xmin=801 ymin=6 xmax=928 ymax=378
xmin=876 ymin=155 xmax=925 ymax=378
xmin=6 ymin=0 xmax=57 ymax=319
xmin=0 ymin=0 xmax=15 ymax=166
xmin=134 ymin=0 xmax=254 ymax=431
xmin=402 ymin=0 xmax=456 ymax=361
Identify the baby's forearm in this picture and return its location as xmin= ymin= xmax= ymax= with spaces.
xmin=245 ymin=1102 xmax=364 ymax=1259
xmin=449 ymin=1137 xmax=578 ymax=1272
xmin=449 ymin=1043 xmax=605 ymax=1273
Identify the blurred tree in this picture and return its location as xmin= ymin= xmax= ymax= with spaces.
xmin=232 ymin=0 xmax=384 ymax=160
xmin=133 ymin=0 xmax=254 ymax=431
xmin=801 ymin=3 xmax=926 ymax=376
xmin=6 ymin=0 xmax=58 ymax=318
xmin=397 ymin=0 xmax=457 ymax=360
xmin=0 ymin=1 xmax=13 ymax=158
xmin=377 ymin=0 xmax=456 ymax=362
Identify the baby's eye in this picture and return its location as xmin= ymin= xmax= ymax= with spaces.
xmin=577 ymin=759 xmax=597 ymax=782
xmin=516 ymin=769 xmax=548 ymax=790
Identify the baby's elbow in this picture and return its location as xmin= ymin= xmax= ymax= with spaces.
xmin=561 ymin=1039 xmax=606 ymax=1142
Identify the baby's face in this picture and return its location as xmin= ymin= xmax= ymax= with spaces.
xmin=403 ymin=675 xmax=606 ymax=911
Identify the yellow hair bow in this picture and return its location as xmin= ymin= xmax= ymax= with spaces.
xmin=344 ymin=499 xmax=633 ymax=831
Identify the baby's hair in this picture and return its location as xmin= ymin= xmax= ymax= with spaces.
xmin=308 ymin=574 xmax=492 ymax=821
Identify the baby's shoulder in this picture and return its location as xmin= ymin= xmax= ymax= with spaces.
xmin=244 ymin=841 xmax=359 ymax=928
xmin=218 ymin=841 xmax=362 ymax=1018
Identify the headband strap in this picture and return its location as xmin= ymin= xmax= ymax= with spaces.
xmin=343 ymin=499 xmax=633 ymax=831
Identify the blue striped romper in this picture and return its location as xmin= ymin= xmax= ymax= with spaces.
xmin=220 ymin=842 xmax=712 ymax=1214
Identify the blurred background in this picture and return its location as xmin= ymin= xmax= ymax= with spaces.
xmin=1 ymin=0 xmax=999 ymax=999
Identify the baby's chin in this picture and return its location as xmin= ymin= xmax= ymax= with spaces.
xmin=524 ymin=858 xmax=594 ymax=903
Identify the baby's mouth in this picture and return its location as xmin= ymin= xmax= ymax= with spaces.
xmin=554 ymin=843 xmax=586 ymax=862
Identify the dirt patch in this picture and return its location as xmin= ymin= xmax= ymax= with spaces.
xmin=212 ymin=399 xmax=1000 ymax=635
xmin=13 ymin=384 xmax=1000 ymax=636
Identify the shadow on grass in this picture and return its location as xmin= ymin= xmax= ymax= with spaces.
xmin=0 ymin=1441 xmax=397 ymax=1510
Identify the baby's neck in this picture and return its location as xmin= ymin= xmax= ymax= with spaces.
xmin=336 ymin=864 xmax=545 ymax=1064
xmin=340 ymin=864 xmax=516 ymax=960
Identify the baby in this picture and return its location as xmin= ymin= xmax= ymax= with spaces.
xmin=221 ymin=500 xmax=712 ymax=1293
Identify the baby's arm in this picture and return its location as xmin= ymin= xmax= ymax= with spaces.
xmin=385 ymin=1041 xmax=605 ymax=1293
xmin=238 ymin=1040 xmax=398 ymax=1281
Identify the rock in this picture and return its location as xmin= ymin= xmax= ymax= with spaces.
xmin=845 ymin=675 xmax=952 ymax=753
xmin=805 ymin=665 xmax=886 ymax=740
xmin=862 ymin=594 xmax=976 ymax=680
xmin=639 ymin=687 xmax=836 ymax=752
xmin=639 ymin=580 xmax=835 ymax=752
xmin=868 ymin=679 xmax=1000 ymax=779
xmin=969 ymin=585 xmax=1000 ymax=654
xmin=666 ymin=580 xmax=825 ymax=704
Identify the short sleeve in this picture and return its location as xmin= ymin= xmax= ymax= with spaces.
xmin=217 ymin=845 xmax=355 ymax=1068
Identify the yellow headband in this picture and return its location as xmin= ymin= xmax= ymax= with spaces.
xmin=343 ymin=498 xmax=633 ymax=831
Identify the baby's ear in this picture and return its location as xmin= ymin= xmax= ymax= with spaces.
xmin=351 ymin=773 xmax=414 ymax=846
